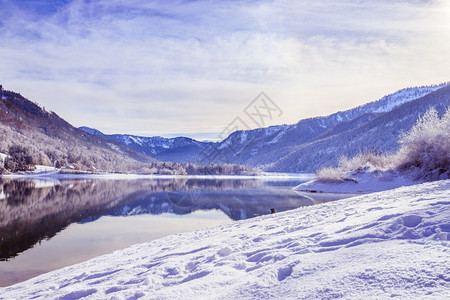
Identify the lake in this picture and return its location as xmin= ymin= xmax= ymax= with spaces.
xmin=0 ymin=175 xmax=332 ymax=286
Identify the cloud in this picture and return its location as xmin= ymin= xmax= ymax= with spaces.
xmin=0 ymin=0 xmax=449 ymax=139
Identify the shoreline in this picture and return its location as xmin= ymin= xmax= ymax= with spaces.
xmin=294 ymin=170 xmax=420 ymax=194
xmin=0 ymin=171 xmax=316 ymax=181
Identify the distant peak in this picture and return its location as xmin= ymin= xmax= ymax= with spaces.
xmin=79 ymin=126 xmax=105 ymax=136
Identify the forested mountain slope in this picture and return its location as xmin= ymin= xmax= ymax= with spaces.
xmin=0 ymin=86 xmax=155 ymax=172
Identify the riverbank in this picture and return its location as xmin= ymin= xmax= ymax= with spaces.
xmin=1 ymin=180 xmax=448 ymax=299
xmin=0 ymin=168 xmax=315 ymax=181
xmin=294 ymin=170 xmax=419 ymax=194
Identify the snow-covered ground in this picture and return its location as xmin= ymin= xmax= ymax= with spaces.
xmin=33 ymin=165 xmax=58 ymax=173
xmin=1 ymin=180 xmax=449 ymax=299
xmin=294 ymin=171 xmax=418 ymax=194
xmin=0 ymin=152 xmax=7 ymax=163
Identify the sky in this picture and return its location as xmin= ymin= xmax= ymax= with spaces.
xmin=1 ymin=0 xmax=449 ymax=140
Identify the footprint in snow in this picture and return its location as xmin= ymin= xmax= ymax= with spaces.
xmin=277 ymin=265 xmax=294 ymax=281
xmin=217 ymin=247 xmax=232 ymax=257
xmin=59 ymin=289 xmax=97 ymax=300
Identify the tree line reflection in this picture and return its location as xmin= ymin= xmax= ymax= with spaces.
xmin=0 ymin=178 xmax=311 ymax=260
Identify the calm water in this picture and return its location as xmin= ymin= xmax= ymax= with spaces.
xmin=0 ymin=175 xmax=325 ymax=287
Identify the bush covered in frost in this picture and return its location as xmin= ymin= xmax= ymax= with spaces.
xmin=338 ymin=150 xmax=395 ymax=173
xmin=397 ymin=108 xmax=450 ymax=180
xmin=316 ymin=167 xmax=350 ymax=183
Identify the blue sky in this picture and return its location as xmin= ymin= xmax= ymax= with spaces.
xmin=1 ymin=0 xmax=449 ymax=140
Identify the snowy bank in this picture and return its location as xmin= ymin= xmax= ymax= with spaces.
xmin=1 ymin=171 xmax=314 ymax=181
xmin=1 ymin=180 xmax=449 ymax=299
xmin=294 ymin=171 xmax=418 ymax=194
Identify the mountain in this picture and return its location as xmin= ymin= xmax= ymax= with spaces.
xmin=207 ymin=84 xmax=448 ymax=169
xmin=0 ymin=86 xmax=157 ymax=173
xmin=79 ymin=127 xmax=214 ymax=163
xmin=267 ymin=84 xmax=450 ymax=172
xmin=81 ymin=83 xmax=448 ymax=172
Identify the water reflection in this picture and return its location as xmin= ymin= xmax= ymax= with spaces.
xmin=0 ymin=177 xmax=312 ymax=262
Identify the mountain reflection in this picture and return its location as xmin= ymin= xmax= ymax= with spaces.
xmin=0 ymin=177 xmax=311 ymax=260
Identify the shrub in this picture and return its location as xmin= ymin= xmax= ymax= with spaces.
xmin=316 ymin=167 xmax=350 ymax=183
xmin=338 ymin=150 xmax=395 ymax=172
xmin=397 ymin=107 xmax=450 ymax=180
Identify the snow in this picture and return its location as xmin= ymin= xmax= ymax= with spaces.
xmin=268 ymin=130 xmax=285 ymax=144
xmin=261 ymin=126 xmax=287 ymax=136
xmin=240 ymin=131 xmax=248 ymax=143
xmin=1 ymin=180 xmax=449 ymax=299
xmin=107 ymin=142 xmax=124 ymax=154
xmin=217 ymin=139 xmax=231 ymax=150
xmin=130 ymin=136 xmax=144 ymax=146
xmin=295 ymin=171 xmax=418 ymax=194
xmin=122 ymin=136 xmax=132 ymax=146
xmin=130 ymin=136 xmax=139 ymax=145
xmin=371 ymin=85 xmax=446 ymax=113
xmin=33 ymin=165 xmax=57 ymax=173
xmin=0 ymin=152 xmax=7 ymax=162
xmin=0 ymin=164 xmax=59 ymax=178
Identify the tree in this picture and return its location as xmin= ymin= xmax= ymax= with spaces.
xmin=4 ymin=145 xmax=35 ymax=172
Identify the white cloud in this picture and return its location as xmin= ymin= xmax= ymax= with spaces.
xmin=0 ymin=0 xmax=449 ymax=139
